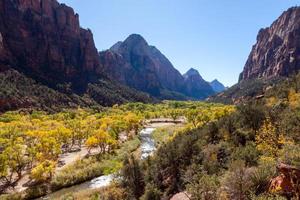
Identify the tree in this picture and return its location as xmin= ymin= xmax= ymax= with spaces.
xmin=124 ymin=113 xmax=141 ymax=135
xmin=255 ymin=118 xmax=280 ymax=158
xmin=121 ymin=155 xmax=145 ymax=199
xmin=86 ymin=130 xmax=117 ymax=155
xmin=85 ymin=136 xmax=98 ymax=155
xmin=185 ymin=109 xmax=198 ymax=128
xmin=169 ymin=109 xmax=181 ymax=121
xmin=238 ymin=104 xmax=265 ymax=133
xmin=31 ymin=160 xmax=56 ymax=183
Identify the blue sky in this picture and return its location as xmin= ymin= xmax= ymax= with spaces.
xmin=59 ymin=0 xmax=299 ymax=86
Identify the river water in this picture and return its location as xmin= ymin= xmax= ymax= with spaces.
xmin=40 ymin=127 xmax=157 ymax=199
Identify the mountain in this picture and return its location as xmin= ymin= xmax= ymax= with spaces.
xmin=210 ymin=79 xmax=226 ymax=93
xmin=0 ymin=0 xmax=152 ymax=112
xmin=183 ymin=68 xmax=215 ymax=99
xmin=239 ymin=7 xmax=300 ymax=82
xmin=211 ymin=7 xmax=300 ymax=104
xmin=0 ymin=0 xmax=100 ymax=92
xmin=100 ymin=34 xmax=185 ymax=98
xmin=100 ymin=34 xmax=215 ymax=100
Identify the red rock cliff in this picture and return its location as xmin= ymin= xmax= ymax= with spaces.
xmin=239 ymin=7 xmax=300 ymax=82
xmin=0 ymin=0 xmax=101 ymax=91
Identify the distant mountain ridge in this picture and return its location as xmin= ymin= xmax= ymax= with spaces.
xmin=183 ymin=68 xmax=215 ymax=99
xmin=210 ymin=79 xmax=226 ymax=93
xmin=100 ymin=34 xmax=216 ymax=100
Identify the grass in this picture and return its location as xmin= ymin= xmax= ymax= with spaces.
xmin=49 ymin=184 xmax=128 ymax=200
xmin=51 ymin=136 xmax=141 ymax=190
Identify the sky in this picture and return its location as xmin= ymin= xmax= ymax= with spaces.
xmin=59 ymin=0 xmax=299 ymax=86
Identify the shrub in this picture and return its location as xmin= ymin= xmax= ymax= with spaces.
xmin=140 ymin=184 xmax=161 ymax=200
xmin=219 ymin=160 xmax=253 ymax=200
xmin=186 ymin=173 xmax=219 ymax=200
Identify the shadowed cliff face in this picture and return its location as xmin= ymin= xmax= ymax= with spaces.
xmin=183 ymin=68 xmax=215 ymax=99
xmin=0 ymin=0 xmax=153 ymax=112
xmin=100 ymin=34 xmax=185 ymax=97
xmin=210 ymin=79 xmax=226 ymax=93
xmin=0 ymin=0 xmax=101 ymax=92
xmin=100 ymin=34 xmax=215 ymax=99
xmin=239 ymin=7 xmax=300 ymax=82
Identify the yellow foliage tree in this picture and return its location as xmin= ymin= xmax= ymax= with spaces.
xmin=255 ymin=118 xmax=280 ymax=159
xmin=31 ymin=160 xmax=56 ymax=183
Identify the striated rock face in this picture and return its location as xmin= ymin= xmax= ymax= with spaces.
xmin=0 ymin=0 xmax=101 ymax=92
xmin=100 ymin=34 xmax=215 ymax=99
xmin=239 ymin=7 xmax=300 ymax=82
xmin=183 ymin=68 xmax=215 ymax=99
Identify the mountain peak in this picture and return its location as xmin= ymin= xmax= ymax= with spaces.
xmin=124 ymin=34 xmax=148 ymax=46
xmin=184 ymin=68 xmax=201 ymax=78
xmin=211 ymin=79 xmax=220 ymax=83
xmin=210 ymin=79 xmax=226 ymax=93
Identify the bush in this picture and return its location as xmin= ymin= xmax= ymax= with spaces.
xmin=250 ymin=160 xmax=276 ymax=195
xmin=231 ymin=142 xmax=259 ymax=166
xmin=140 ymin=184 xmax=161 ymax=200
xmin=219 ymin=160 xmax=253 ymax=200
xmin=186 ymin=173 xmax=219 ymax=200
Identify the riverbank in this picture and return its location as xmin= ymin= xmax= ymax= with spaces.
xmin=0 ymin=120 xmax=183 ymax=200
xmin=38 ymin=121 xmax=181 ymax=200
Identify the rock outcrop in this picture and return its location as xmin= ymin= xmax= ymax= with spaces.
xmin=239 ymin=7 xmax=300 ymax=82
xmin=269 ymin=163 xmax=300 ymax=198
xmin=0 ymin=0 xmax=101 ymax=92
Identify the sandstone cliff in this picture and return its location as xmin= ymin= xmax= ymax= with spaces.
xmin=240 ymin=7 xmax=300 ymax=81
xmin=0 ymin=0 xmax=102 ymax=92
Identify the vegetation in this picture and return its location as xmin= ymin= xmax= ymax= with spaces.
xmin=0 ymin=101 xmax=231 ymax=199
xmin=4 ymin=74 xmax=300 ymax=200
xmin=0 ymin=69 xmax=152 ymax=113
xmin=97 ymin=74 xmax=300 ymax=200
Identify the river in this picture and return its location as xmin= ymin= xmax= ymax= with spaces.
xmin=40 ymin=126 xmax=158 ymax=199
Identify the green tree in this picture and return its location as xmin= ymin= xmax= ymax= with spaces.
xmin=121 ymin=155 xmax=145 ymax=199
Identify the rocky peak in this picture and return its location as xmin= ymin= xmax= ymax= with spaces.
xmin=239 ymin=6 xmax=300 ymax=82
xmin=210 ymin=79 xmax=226 ymax=93
xmin=183 ymin=68 xmax=202 ymax=79
xmin=101 ymin=34 xmax=216 ymax=100
xmin=124 ymin=34 xmax=148 ymax=45
xmin=183 ymin=68 xmax=215 ymax=99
